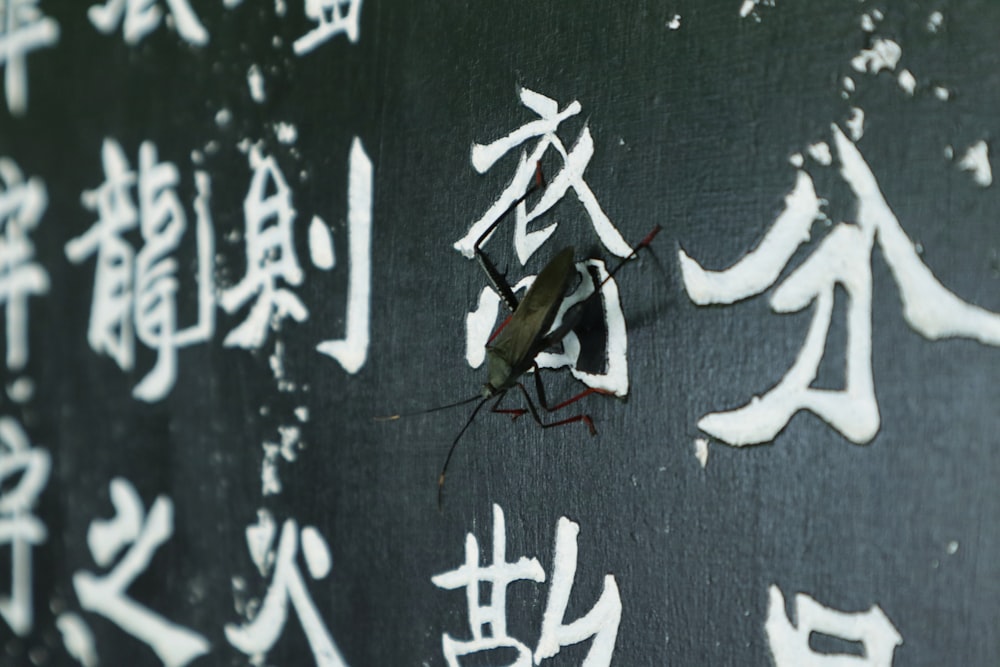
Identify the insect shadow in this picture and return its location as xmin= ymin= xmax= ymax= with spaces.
xmin=378 ymin=165 xmax=661 ymax=507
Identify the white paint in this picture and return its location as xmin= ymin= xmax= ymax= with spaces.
xmin=222 ymin=145 xmax=306 ymax=349
xmin=843 ymin=76 xmax=856 ymax=93
xmin=807 ymin=141 xmax=832 ymax=165
xmin=739 ymin=0 xmax=755 ymax=18
xmin=7 ymin=377 xmax=33 ymax=403
xmin=66 ymin=140 xmax=215 ymax=402
xmin=0 ymin=418 xmax=50 ymax=637
xmin=226 ymin=519 xmax=348 ymax=667
xmin=871 ymin=8 xmax=883 ymax=20
xmin=788 ymin=153 xmax=804 ymax=168
xmin=456 ymin=87 xmax=632 ymax=263
xmin=851 ymin=38 xmax=902 ymax=74
xmin=295 ymin=405 xmax=310 ymax=422
xmin=308 ymin=216 xmax=336 ymax=270
xmin=274 ymin=0 xmax=287 ymax=17
xmin=274 ymin=121 xmax=298 ymax=145
xmin=245 ymin=509 xmax=276 ymax=576
xmin=433 ymin=504 xmax=619 ymax=667
xmin=667 ymin=14 xmax=681 ymax=30
xmin=680 ymin=125 xmax=1000 ymax=447
xmin=0 ymin=159 xmax=49 ymax=372
xmin=860 ymin=12 xmax=876 ymax=32
xmin=927 ymin=11 xmax=943 ymax=33
xmin=74 ymin=478 xmax=210 ymax=667
xmin=56 ymin=613 xmax=98 ymax=667
xmin=694 ymin=438 xmax=709 ymax=468
xmin=944 ymin=145 xmax=954 ymax=160
xmin=465 ymin=286 xmax=502 ymax=368
xmin=933 ymin=86 xmax=950 ymax=101
xmin=215 ymin=108 xmax=232 ymax=127
xmin=293 ymin=0 xmax=362 ymax=55
xmin=846 ymin=107 xmax=865 ymax=141
xmin=261 ymin=441 xmax=282 ymax=496
xmin=897 ymin=69 xmax=916 ymax=95
xmin=317 ymin=138 xmax=373 ymax=374
xmin=0 ymin=1 xmax=59 ymax=116
xmin=88 ymin=0 xmax=208 ymax=45
xmin=946 ymin=540 xmax=959 ymax=555
xmin=766 ymin=585 xmax=902 ymax=666
xmin=247 ymin=64 xmax=266 ymax=103
xmin=278 ymin=424 xmax=301 ymax=461
xmin=957 ymin=140 xmax=992 ymax=187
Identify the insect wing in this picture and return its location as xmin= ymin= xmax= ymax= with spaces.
xmin=489 ymin=247 xmax=576 ymax=375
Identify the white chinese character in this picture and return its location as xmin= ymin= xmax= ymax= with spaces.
xmin=432 ymin=504 xmax=621 ymax=667
xmin=766 ymin=585 xmax=902 ymax=666
xmin=226 ymin=516 xmax=349 ymax=666
xmin=293 ymin=0 xmax=362 ymax=55
xmin=88 ymin=0 xmax=208 ymax=45
xmin=457 ymin=88 xmax=641 ymax=396
xmin=679 ymin=125 xmax=1000 ymax=447
xmin=0 ymin=418 xmax=50 ymax=636
xmin=316 ymin=137 xmax=372 ymax=374
xmin=221 ymin=146 xmax=306 ymax=349
xmin=66 ymin=138 xmax=216 ymax=402
xmin=0 ymin=0 xmax=58 ymax=116
xmin=73 ymin=478 xmax=210 ymax=667
xmin=0 ymin=158 xmax=49 ymax=372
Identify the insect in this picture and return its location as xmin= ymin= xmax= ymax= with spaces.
xmin=379 ymin=165 xmax=661 ymax=506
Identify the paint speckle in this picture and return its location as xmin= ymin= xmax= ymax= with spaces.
xmin=7 ymin=377 xmax=34 ymax=403
xmin=245 ymin=509 xmax=276 ymax=575
xmin=308 ymin=216 xmax=336 ymax=270
xmin=295 ymin=406 xmax=309 ymax=422
xmin=667 ymin=14 xmax=681 ymax=29
xmin=247 ymin=64 xmax=266 ymax=103
xmin=739 ymin=0 xmax=755 ymax=18
xmin=274 ymin=122 xmax=298 ymax=145
xmin=897 ymin=69 xmax=916 ymax=95
xmin=846 ymin=107 xmax=865 ymax=141
xmin=788 ymin=152 xmax=804 ymax=168
xmin=807 ymin=141 xmax=833 ymax=165
xmin=215 ymin=108 xmax=233 ymax=127
xmin=946 ymin=540 xmax=959 ymax=555
xmin=860 ymin=13 xmax=876 ymax=32
xmin=957 ymin=140 xmax=992 ymax=187
xmin=843 ymin=77 xmax=856 ymax=93
xmin=944 ymin=145 xmax=954 ymax=160
xmin=927 ymin=11 xmax=943 ymax=33
xmin=695 ymin=438 xmax=709 ymax=468
xmin=933 ymin=86 xmax=951 ymax=101
xmin=851 ymin=38 xmax=902 ymax=74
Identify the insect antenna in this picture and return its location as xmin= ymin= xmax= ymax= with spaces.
xmin=373 ymin=394 xmax=482 ymax=421
xmin=438 ymin=396 xmax=490 ymax=510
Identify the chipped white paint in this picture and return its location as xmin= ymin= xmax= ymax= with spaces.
xmin=433 ymin=504 xmax=620 ymax=667
xmin=247 ymin=64 xmax=266 ymax=103
xmin=226 ymin=519 xmax=348 ymax=667
xmin=766 ymin=585 xmax=902 ymax=666
xmin=293 ymin=0 xmax=362 ymax=55
xmin=0 ymin=1 xmax=59 ymax=116
xmin=317 ymin=138 xmax=373 ymax=374
xmin=308 ymin=216 xmax=336 ymax=270
xmin=680 ymin=126 xmax=1000 ymax=447
xmin=957 ymin=140 xmax=992 ymax=187
xmin=694 ymin=438 xmax=709 ymax=468
xmin=74 ymin=478 xmax=210 ymax=667
xmin=56 ymin=613 xmax=98 ymax=667
xmin=846 ymin=107 xmax=865 ymax=141
xmin=851 ymin=38 xmax=902 ymax=74
xmin=807 ymin=142 xmax=832 ymax=165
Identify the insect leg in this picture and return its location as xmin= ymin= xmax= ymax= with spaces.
xmin=490 ymin=388 xmax=527 ymax=421
xmin=473 ymin=162 xmax=547 ymax=314
xmin=513 ymin=381 xmax=597 ymax=436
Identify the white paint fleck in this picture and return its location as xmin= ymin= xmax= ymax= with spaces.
xmin=807 ymin=141 xmax=832 ymax=165
xmin=846 ymin=107 xmax=865 ymax=141
xmin=274 ymin=0 xmax=287 ymax=16
xmin=946 ymin=540 xmax=958 ymax=555
xmin=215 ymin=108 xmax=232 ymax=127
xmin=927 ymin=11 xmax=943 ymax=33
xmin=308 ymin=216 xmax=335 ymax=270
xmin=897 ymin=69 xmax=916 ymax=95
xmin=204 ymin=139 xmax=220 ymax=155
xmin=933 ymin=86 xmax=951 ymax=101
xmin=788 ymin=153 xmax=804 ymax=168
xmin=957 ymin=140 xmax=992 ymax=187
xmin=56 ymin=613 xmax=97 ymax=667
xmin=667 ymin=14 xmax=681 ymax=29
xmin=278 ymin=425 xmax=301 ymax=462
xmin=244 ymin=509 xmax=276 ymax=576
xmin=465 ymin=286 xmax=502 ymax=368
xmin=295 ymin=406 xmax=309 ymax=422
xmin=300 ymin=527 xmax=332 ymax=579
xmin=261 ymin=442 xmax=282 ymax=496
xmin=274 ymin=122 xmax=298 ymax=145
xmin=944 ymin=145 xmax=954 ymax=160
xmin=739 ymin=0 xmax=755 ymax=18
xmin=190 ymin=149 xmax=203 ymax=165
xmin=851 ymin=38 xmax=902 ymax=74
xmin=860 ymin=13 xmax=876 ymax=32
xmin=694 ymin=438 xmax=709 ymax=468
xmin=843 ymin=77 xmax=856 ymax=92
xmin=247 ymin=64 xmax=266 ymax=103
xmin=7 ymin=377 xmax=34 ymax=403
